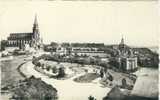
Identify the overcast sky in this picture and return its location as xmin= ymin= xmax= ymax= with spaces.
xmin=0 ymin=1 xmax=158 ymax=47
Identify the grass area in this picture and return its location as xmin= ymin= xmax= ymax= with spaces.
xmin=1 ymin=56 xmax=58 ymax=100
xmin=100 ymin=69 xmax=136 ymax=90
xmin=74 ymin=73 xmax=99 ymax=83
xmin=108 ymin=69 xmax=136 ymax=85
xmin=1 ymin=58 xmax=25 ymax=88
xmin=11 ymin=76 xmax=58 ymax=100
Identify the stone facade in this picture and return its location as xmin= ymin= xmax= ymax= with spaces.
xmin=117 ymin=37 xmax=138 ymax=71
xmin=6 ymin=15 xmax=42 ymax=50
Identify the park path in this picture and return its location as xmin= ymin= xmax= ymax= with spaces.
xmin=20 ymin=61 xmax=111 ymax=100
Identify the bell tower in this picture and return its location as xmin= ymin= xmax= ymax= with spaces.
xmin=119 ymin=35 xmax=126 ymax=55
xmin=32 ymin=14 xmax=41 ymax=49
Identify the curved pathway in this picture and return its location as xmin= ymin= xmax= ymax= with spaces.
xmin=17 ymin=62 xmax=28 ymax=78
xmin=20 ymin=61 xmax=111 ymax=100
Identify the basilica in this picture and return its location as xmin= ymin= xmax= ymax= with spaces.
xmin=6 ymin=15 xmax=42 ymax=50
xmin=117 ymin=37 xmax=138 ymax=71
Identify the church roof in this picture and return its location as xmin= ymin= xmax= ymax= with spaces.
xmin=8 ymin=32 xmax=33 ymax=40
xmin=10 ymin=32 xmax=32 ymax=35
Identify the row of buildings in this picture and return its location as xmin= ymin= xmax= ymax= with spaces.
xmin=55 ymin=37 xmax=138 ymax=71
xmin=56 ymin=46 xmax=108 ymax=58
xmin=2 ymin=15 xmax=138 ymax=71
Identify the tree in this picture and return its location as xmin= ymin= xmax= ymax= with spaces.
xmin=36 ymin=62 xmax=41 ymax=67
xmin=100 ymin=68 xmax=104 ymax=78
xmin=108 ymin=73 xmax=113 ymax=81
xmin=41 ymin=64 xmax=44 ymax=69
xmin=88 ymin=96 xmax=96 ymax=100
xmin=0 ymin=40 xmax=7 ymax=51
xmin=57 ymin=67 xmax=65 ymax=78
xmin=50 ymin=42 xmax=58 ymax=48
xmin=46 ymin=65 xmax=51 ymax=71
xmin=122 ymin=78 xmax=127 ymax=88
xmin=52 ymin=67 xmax=58 ymax=74
xmin=61 ymin=42 xmax=70 ymax=47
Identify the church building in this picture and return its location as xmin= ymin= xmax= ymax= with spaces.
xmin=117 ymin=37 xmax=138 ymax=71
xmin=6 ymin=15 xmax=42 ymax=50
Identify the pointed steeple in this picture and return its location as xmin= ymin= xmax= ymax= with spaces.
xmin=33 ymin=14 xmax=39 ymax=31
xmin=119 ymin=35 xmax=126 ymax=54
xmin=33 ymin=14 xmax=40 ymax=39
xmin=120 ymin=35 xmax=124 ymax=45
xmin=33 ymin=14 xmax=38 ymax=27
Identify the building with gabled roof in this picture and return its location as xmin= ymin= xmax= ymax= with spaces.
xmin=6 ymin=15 xmax=43 ymax=50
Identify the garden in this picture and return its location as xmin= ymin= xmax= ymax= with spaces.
xmin=31 ymin=54 xmax=137 ymax=90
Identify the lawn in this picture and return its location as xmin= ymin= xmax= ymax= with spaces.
xmin=74 ymin=73 xmax=100 ymax=83
xmin=1 ymin=56 xmax=25 ymax=88
xmin=99 ymin=69 xmax=137 ymax=90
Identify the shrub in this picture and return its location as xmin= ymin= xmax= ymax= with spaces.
xmin=41 ymin=64 xmax=44 ymax=68
xmin=52 ymin=67 xmax=58 ymax=74
xmin=108 ymin=73 xmax=113 ymax=81
xmin=11 ymin=76 xmax=58 ymax=100
xmin=100 ymin=69 xmax=104 ymax=78
xmin=122 ymin=78 xmax=127 ymax=87
xmin=88 ymin=96 xmax=96 ymax=100
xmin=37 ymin=62 xmax=41 ymax=67
xmin=57 ymin=67 xmax=65 ymax=78
xmin=46 ymin=65 xmax=51 ymax=71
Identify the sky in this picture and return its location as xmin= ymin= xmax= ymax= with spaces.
xmin=0 ymin=1 xmax=159 ymax=47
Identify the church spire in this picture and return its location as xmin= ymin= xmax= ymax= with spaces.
xmin=33 ymin=14 xmax=40 ymax=39
xmin=119 ymin=35 xmax=125 ymax=52
xmin=34 ymin=14 xmax=38 ymax=26
xmin=120 ymin=35 xmax=124 ymax=45
xmin=33 ymin=14 xmax=39 ymax=31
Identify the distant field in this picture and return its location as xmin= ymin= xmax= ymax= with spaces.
xmin=1 ymin=57 xmax=25 ymax=88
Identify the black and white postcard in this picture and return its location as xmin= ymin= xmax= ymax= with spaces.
xmin=0 ymin=1 xmax=159 ymax=100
